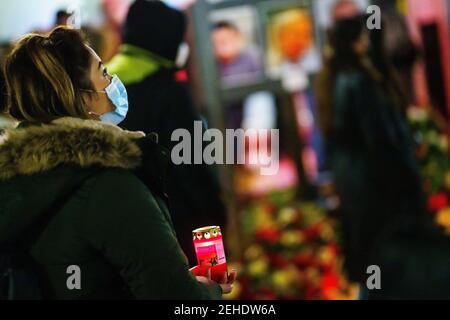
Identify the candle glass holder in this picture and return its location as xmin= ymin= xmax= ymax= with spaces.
xmin=191 ymin=226 xmax=228 ymax=283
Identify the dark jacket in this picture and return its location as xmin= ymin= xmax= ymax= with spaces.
xmin=108 ymin=50 xmax=226 ymax=265
xmin=0 ymin=117 xmax=222 ymax=300
xmin=327 ymin=71 xmax=427 ymax=282
xmin=108 ymin=2 xmax=227 ymax=265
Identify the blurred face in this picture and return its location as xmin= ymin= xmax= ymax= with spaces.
xmin=278 ymin=18 xmax=312 ymax=62
xmin=83 ymin=46 xmax=114 ymax=117
xmin=332 ymin=0 xmax=360 ymax=22
xmin=211 ymin=27 xmax=243 ymax=64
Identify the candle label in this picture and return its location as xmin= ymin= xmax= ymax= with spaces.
xmin=195 ymin=240 xmax=226 ymax=267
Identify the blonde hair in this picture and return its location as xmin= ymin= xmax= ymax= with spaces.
xmin=4 ymin=27 xmax=95 ymax=123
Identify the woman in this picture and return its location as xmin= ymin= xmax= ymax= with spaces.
xmin=0 ymin=27 xmax=235 ymax=299
xmin=315 ymin=16 xmax=430 ymax=298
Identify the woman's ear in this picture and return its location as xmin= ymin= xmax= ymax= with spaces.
xmin=81 ymin=91 xmax=99 ymax=119
xmin=81 ymin=91 xmax=92 ymax=111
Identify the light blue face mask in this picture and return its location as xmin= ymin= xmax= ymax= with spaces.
xmin=97 ymin=75 xmax=129 ymax=125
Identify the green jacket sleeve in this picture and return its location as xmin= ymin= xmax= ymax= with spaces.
xmin=82 ymin=168 xmax=222 ymax=300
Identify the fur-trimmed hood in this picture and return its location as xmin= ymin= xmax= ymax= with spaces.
xmin=0 ymin=117 xmax=145 ymax=181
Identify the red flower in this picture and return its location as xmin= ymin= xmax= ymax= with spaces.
xmin=304 ymin=223 xmax=322 ymax=241
xmin=293 ymin=253 xmax=316 ymax=269
xmin=320 ymin=263 xmax=334 ymax=274
xmin=265 ymin=204 xmax=277 ymax=214
xmin=428 ymin=193 xmax=449 ymax=212
xmin=255 ymin=228 xmax=281 ymax=245
xmin=267 ymin=253 xmax=289 ymax=268
xmin=321 ymin=272 xmax=339 ymax=291
xmin=328 ymin=243 xmax=340 ymax=255
xmin=236 ymin=277 xmax=252 ymax=300
xmin=255 ymin=288 xmax=277 ymax=300
xmin=304 ymin=283 xmax=320 ymax=300
xmin=321 ymin=272 xmax=341 ymax=300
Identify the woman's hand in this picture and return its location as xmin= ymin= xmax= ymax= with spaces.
xmin=218 ymin=268 xmax=237 ymax=294
xmin=195 ymin=268 xmax=238 ymax=295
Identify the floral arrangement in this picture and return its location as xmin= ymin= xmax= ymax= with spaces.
xmin=407 ymin=107 xmax=450 ymax=234
xmin=225 ymin=106 xmax=448 ymax=300
xmin=226 ymin=190 xmax=356 ymax=300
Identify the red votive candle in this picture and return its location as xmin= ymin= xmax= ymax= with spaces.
xmin=192 ymin=226 xmax=228 ymax=283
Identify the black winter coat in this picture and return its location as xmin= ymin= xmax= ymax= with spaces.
xmin=327 ymin=71 xmax=427 ymax=282
xmin=0 ymin=117 xmax=222 ymax=299
xmin=118 ymin=69 xmax=227 ymax=266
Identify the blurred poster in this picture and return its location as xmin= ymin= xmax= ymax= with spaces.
xmin=210 ymin=6 xmax=264 ymax=88
xmin=264 ymin=5 xmax=321 ymax=89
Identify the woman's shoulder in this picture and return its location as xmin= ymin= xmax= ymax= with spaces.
xmin=88 ymin=167 xmax=150 ymax=197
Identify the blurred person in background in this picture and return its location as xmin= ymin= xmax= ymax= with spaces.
xmin=0 ymin=27 xmax=235 ymax=299
xmin=100 ymin=0 xmax=129 ymax=62
xmin=381 ymin=9 xmax=448 ymax=131
xmin=315 ymin=15 xmax=439 ymax=299
xmin=331 ymin=0 xmax=361 ymax=23
xmin=55 ymin=9 xmax=72 ymax=27
xmin=211 ymin=21 xmax=263 ymax=87
xmin=381 ymin=10 xmax=419 ymax=103
xmin=107 ymin=0 xmax=227 ymax=266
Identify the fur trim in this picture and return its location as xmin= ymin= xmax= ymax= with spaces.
xmin=0 ymin=117 xmax=146 ymax=181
